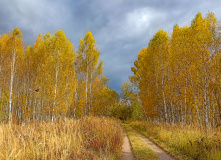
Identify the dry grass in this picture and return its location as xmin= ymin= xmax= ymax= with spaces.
xmin=131 ymin=121 xmax=221 ymax=160
xmin=0 ymin=116 xmax=124 ymax=160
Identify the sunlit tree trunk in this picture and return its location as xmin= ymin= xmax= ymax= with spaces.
xmin=203 ymin=65 xmax=209 ymax=130
xmin=211 ymin=92 xmax=215 ymax=130
xmin=170 ymin=93 xmax=175 ymax=123
xmin=89 ymin=68 xmax=93 ymax=115
xmin=73 ymin=75 xmax=78 ymax=118
xmin=190 ymin=73 xmax=202 ymax=129
xmin=52 ymin=64 xmax=59 ymax=122
xmin=9 ymin=48 xmax=16 ymax=121
xmin=85 ymin=63 xmax=88 ymax=115
xmin=161 ymin=64 xmax=167 ymax=122
xmin=184 ymin=68 xmax=188 ymax=123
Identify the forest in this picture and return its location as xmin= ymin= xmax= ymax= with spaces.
xmin=130 ymin=12 xmax=221 ymax=130
xmin=0 ymin=12 xmax=221 ymax=160
xmin=0 ymin=29 xmax=119 ymax=123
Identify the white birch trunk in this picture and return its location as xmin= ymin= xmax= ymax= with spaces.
xmin=160 ymin=50 xmax=167 ymax=122
xmin=85 ymin=64 xmax=88 ymax=115
xmin=203 ymin=65 xmax=209 ymax=130
xmin=190 ymin=73 xmax=202 ymax=129
xmin=9 ymin=49 xmax=16 ymax=121
xmin=73 ymin=75 xmax=77 ymax=118
xmin=184 ymin=68 xmax=187 ymax=123
xmin=161 ymin=68 xmax=167 ymax=122
xmin=52 ymin=64 xmax=59 ymax=122
xmin=138 ymin=98 xmax=148 ymax=121
xmin=89 ymin=70 xmax=92 ymax=115
xmin=211 ymin=92 xmax=215 ymax=130
xmin=204 ymin=76 xmax=209 ymax=130
xmin=162 ymin=88 xmax=167 ymax=122
xmin=170 ymin=94 xmax=175 ymax=123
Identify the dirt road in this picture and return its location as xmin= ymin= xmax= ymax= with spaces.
xmin=121 ymin=127 xmax=177 ymax=160
xmin=134 ymin=130 xmax=176 ymax=160
xmin=121 ymin=131 xmax=135 ymax=160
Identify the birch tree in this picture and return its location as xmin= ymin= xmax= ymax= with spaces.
xmin=78 ymin=31 xmax=101 ymax=115
xmin=7 ymin=28 xmax=24 ymax=121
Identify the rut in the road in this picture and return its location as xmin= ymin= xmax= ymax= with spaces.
xmin=134 ymin=130 xmax=177 ymax=160
xmin=121 ymin=131 xmax=135 ymax=160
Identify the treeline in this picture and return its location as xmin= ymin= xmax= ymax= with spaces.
xmin=131 ymin=12 xmax=221 ymax=130
xmin=0 ymin=28 xmax=119 ymax=123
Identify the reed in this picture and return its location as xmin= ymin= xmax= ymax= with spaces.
xmin=0 ymin=116 xmax=123 ymax=160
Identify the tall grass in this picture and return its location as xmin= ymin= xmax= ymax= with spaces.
xmin=0 ymin=117 xmax=123 ymax=160
xmin=131 ymin=121 xmax=221 ymax=160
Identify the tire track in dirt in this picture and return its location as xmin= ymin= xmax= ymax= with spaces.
xmin=121 ymin=131 xmax=135 ymax=160
xmin=134 ymin=130 xmax=177 ymax=160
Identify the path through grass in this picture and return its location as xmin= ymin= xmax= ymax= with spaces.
xmin=123 ymin=124 xmax=158 ymax=160
xmin=131 ymin=121 xmax=221 ymax=160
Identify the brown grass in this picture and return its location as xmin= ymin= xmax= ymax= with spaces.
xmin=131 ymin=121 xmax=221 ymax=160
xmin=0 ymin=116 xmax=124 ymax=160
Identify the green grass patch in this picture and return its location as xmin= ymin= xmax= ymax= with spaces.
xmin=123 ymin=124 xmax=158 ymax=160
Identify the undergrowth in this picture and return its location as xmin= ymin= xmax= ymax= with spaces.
xmin=0 ymin=116 xmax=123 ymax=160
xmin=131 ymin=121 xmax=221 ymax=160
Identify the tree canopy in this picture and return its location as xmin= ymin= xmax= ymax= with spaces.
xmin=130 ymin=12 xmax=221 ymax=130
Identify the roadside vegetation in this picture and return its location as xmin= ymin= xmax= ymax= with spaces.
xmin=117 ymin=11 xmax=221 ymax=160
xmin=123 ymin=124 xmax=158 ymax=160
xmin=131 ymin=121 xmax=221 ymax=160
xmin=0 ymin=117 xmax=123 ymax=160
xmin=0 ymin=24 xmax=124 ymax=160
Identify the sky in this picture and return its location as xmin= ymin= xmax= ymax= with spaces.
xmin=0 ymin=0 xmax=221 ymax=93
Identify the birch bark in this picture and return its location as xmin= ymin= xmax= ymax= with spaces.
xmin=9 ymin=49 xmax=16 ymax=121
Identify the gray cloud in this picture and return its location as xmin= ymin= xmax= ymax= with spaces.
xmin=0 ymin=0 xmax=221 ymax=92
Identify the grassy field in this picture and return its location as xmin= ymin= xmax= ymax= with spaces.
xmin=131 ymin=121 xmax=221 ymax=160
xmin=0 ymin=117 xmax=124 ymax=160
xmin=123 ymin=124 xmax=158 ymax=160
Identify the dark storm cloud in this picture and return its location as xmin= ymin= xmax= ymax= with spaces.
xmin=0 ymin=0 xmax=70 ymax=43
xmin=0 ymin=0 xmax=221 ymax=92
